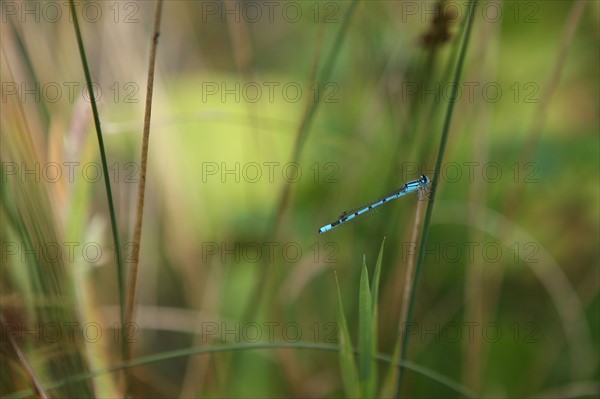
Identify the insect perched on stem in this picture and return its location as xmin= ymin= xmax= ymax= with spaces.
xmin=318 ymin=175 xmax=431 ymax=234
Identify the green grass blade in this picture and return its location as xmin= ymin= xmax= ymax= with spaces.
xmin=335 ymin=272 xmax=360 ymax=398
xmin=251 ymin=0 xmax=362 ymax=318
xmin=358 ymin=257 xmax=376 ymax=398
xmin=6 ymin=342 xmax=477 ymax=399
xmin=370 ymin=237 xmax=386 ymax=311
xmin=243 ymin=1 xmax=362 ymax=327
xmin=370 ymin=238 xmax=386 ymax=396
xmin=395 ymin=0 xmax=478 ymax=397
xmin=2 ymin=119 xmax=95 ymax=396
xmin=291 ymin=0 xmax=360 ymax=160
xmin=126 ymin=0 xmax=164 ymax=355
xmin=67 ymin=0 xmax=126 ymax=361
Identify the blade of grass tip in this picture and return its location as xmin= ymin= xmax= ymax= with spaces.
xmin=370 ymin=237 xmax=386 ymax=311
xmin=67 ymin=0 xmax=127 ymax=362
xmin=359 ymin=257 xmax=376 ymax=398
xmin=394 ymin=0 xmax=478 ymax=397
xmin=126 ymin=0 xmax=164 ymax=357
xmin=335 ymin=272 xmax=361 ymax=398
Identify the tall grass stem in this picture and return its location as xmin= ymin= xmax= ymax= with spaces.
xmin=394 ymin=1 xmax=477 ymax=396
xmin=68 ymin=0 xmax=127 ymax=362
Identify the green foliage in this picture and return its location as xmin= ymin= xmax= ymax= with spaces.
xmin=335 ymin=238 xmax=386 ymax=398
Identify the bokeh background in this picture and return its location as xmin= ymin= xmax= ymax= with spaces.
xmin=1 ymin=1 xmax=598 ymax=398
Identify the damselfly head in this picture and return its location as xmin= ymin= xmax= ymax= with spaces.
xmin=420 ymin=174 xmax=430 ymax=185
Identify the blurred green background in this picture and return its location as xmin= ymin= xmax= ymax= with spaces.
xmin=1 ymin=0 xmax=598 ymax=398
